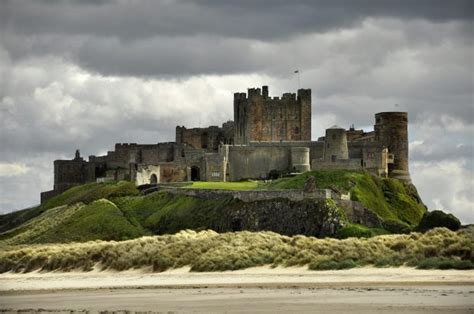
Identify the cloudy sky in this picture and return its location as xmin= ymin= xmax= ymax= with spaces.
xmin=0 ymin=0 xmax=472 ymax=223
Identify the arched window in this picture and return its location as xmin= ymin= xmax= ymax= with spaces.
xmin=150 ymin=174 xmax=158 ymax=184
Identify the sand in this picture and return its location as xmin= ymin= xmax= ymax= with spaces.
xmin=0 ymin=267 xmax=473 ymax=313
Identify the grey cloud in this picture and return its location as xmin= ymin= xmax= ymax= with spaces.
xmin=1 ymin=0 xmax=471 ymax=42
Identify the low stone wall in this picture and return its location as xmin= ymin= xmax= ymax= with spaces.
xmin=40 ymin=189 xmax=61 ymax=203
xmin=155 ymin=187 xmax=333 ymax=202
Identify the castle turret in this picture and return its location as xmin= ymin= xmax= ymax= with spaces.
xmin=323 ymin=126 xmax=349 ymax=161
xmin=291 ymin=147 xmax=310 ymax=173
xmin=298 ymin=88 xmax=311 ymax=141
xmin=374 ymin=112 xmax=410 ymax=181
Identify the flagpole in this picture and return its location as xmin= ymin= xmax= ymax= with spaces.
xmin=294 ymin=70 xmax=300 ymax=90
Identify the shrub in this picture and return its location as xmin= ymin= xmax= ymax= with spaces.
xmin=382 ymin=220 xmax=412 ymax=234
xmin=416 ymin=210 xmax=461 ymax=232
xmin=417 ymin=257 xmax=473 ymax=270
xmin=268 ymin=169 xmax=284 ymax=180
xmin=335 ymin=224 xmax=389 ymax=239
xmin=309 ymin=259 xmax=358 ymax=270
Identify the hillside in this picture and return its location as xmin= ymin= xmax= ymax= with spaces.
xmin=0 ymin=170 xmax=427 ymax=244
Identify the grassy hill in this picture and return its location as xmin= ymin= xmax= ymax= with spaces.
xmin=266 ymin=170 xmax=425 ymax=226
xmin=0 ymin=170 xmax=427 ymax=244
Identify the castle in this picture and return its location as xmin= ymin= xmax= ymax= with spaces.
xmin=41 ymin=86 xmax=410 ymax=202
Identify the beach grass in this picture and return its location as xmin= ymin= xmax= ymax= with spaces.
xmin=0 ymin=227 xmax=471 ymax=273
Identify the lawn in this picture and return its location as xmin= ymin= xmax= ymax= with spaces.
xmin=187 ymin=181 xmax=261 ymax=190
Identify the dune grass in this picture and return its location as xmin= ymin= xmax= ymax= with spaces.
xmin=0 ymin=227 xmax=471 ymax=273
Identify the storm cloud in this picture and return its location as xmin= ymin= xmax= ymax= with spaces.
xmin=0 ymin=0 xmax=472 ymax=223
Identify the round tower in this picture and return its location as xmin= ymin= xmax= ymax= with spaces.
xmin=323 ymin=126 xmax=349 ymax=161
xmin=290 ymin=147 xmax=310 ymax=173
xmin=374 ymin=112 xmax=410 ymax=181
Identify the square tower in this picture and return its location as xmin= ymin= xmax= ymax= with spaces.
xmin=234 ymin=86 xmax=312 ymax=144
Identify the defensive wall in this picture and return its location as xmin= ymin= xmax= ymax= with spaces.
xmin=152 ymin=186 xmax=334 ymax=202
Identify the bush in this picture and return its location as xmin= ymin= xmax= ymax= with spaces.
xmin=417 ymin=257 xmax=473 ymax=270
xmin=382 ymin=220 xmax=412 ymax=234
xmin=309 ymin=259 xmax=358 ymax=270
xmin=416 ymin=210 xmax=461 ymax=232
xmin=335 ymin=224 xmax=389 ymax=239
xmin=267 ymin=169 xmax=284 ymax=180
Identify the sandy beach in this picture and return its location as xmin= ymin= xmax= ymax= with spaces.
xmin=0 ymin=267 xmax=473 ymax=313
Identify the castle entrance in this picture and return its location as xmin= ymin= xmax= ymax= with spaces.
xmin=191 ymin=166 xmax=200 ymax=181
xmin=150 ymin=173 xmax=158 ymax=184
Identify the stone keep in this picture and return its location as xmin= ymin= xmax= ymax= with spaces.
xmin=233 ymin=86 xmax=311 ymax=144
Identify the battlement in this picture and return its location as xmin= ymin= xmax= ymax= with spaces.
xmin=233 ymin=86 xmax=310 ymax=103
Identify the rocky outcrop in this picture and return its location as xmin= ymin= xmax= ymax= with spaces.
xmin=216 ymin=198 xmax=345 ymax=237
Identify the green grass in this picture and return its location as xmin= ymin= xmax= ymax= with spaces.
xmin=0 ymin=206 xmax=46 ymax=234
xmin=350 ymin=174 xmax=425 ymax=225
xmin=115 ymin=192 xmax=237 ymax=235
xmin=187 ymin=181 xmax=261 ymax=190
xmin=36 ymin=199 xmax=145 ymax=243
xmin=265 ymin=169 xmax=356 ymax=191
xmin=266 ymin=170 xmax=425 ymax=226
xmin=335 ymin=224 xmax=390 ymax=239
xmin=40 ymin=181 xmax=139 ymax=210
xmin=0 ymin=227 xmax=471 ymax=273
xmin=0 ymin=199 xmax=145 ymax=245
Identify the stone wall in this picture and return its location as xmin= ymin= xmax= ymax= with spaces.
xmin=135 ymin=165 xmax=161 ymax=185
xmin=311 ymin=158 xmax=362 ymax=171
xmin=155 ymin=187 xmax=333 ymax=202
xmin=176 ymin=121 xmax=234 ymax=151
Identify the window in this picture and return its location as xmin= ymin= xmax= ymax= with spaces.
xmin=331 ymin=155 xmax=336 ymax=162
xmin=211 ymin=172 xmax=220 ymax=177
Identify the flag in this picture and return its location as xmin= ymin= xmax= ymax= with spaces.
xmin=294 ymin=70 xmax=299 ymax=73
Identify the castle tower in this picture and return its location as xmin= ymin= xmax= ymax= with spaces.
xmin=233 ymin=86 xmax=312 ymax=144
xmin=291 ymin=147 xmax=310 ymax=172
xmin=323 ymin=126 xmax=349 ymax=161
xmin=298 ymin=88 xmax=312 ymax=141
xmin=374 ymin=112 xmax=410 ymax=181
